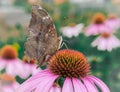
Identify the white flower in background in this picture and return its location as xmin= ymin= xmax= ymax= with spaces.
xmin=92 ymin=33 xmax=120 ymax=51
xmin=60 ymin=23 xmax=84 ymax=38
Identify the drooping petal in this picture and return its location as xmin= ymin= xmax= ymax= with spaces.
xmin=85 ymin=24 xmax=99 ymax=36
xmin=107 ymin=35 xmax=120 ymax=51
xmin=1 ymin=82 xmax=19 ymax=92
xmin=72 ymin=78 xmax=87 ymax=92
xmin=14 ymin=60 xmax=29 ymax=78
xmin=34 ymin=75 xmax=59 ymax=92
xmin=82 ymin=78 xmax=98 ymax=92
xmin=97 ymin=37 xmax=107 ymax=51
xmin=16 ymin=75 xmax=46 ymax=92
xmin=105 ymin=19 xmax=120 ymax=30
xmin=92 ymin=36 xmax=107 ymax=51
xmin=31 ymin=65 xmax=40 ymax=75
xmin=2 ymin=86 xmax=14 ymax=92
xmin=19 ymin=63 xmax=31 ymax=78
xmin=49 ymin=85 xmax=61 ymax=92
xmin=16 ymin=70 xmax=59 ymax=92
xmin=0 ymin=58 xmax=6 ymax=70
xmin=16 ymin=69 xmax=51 ymax=92
xmin=88 ymin=76 xmax=110 ymax=92
xmin=6 ymin=62 xmax=15 ymax=75
xmin=26 ymin=69 xmax=52 ymax=82
xmin=62 ymin=77 xmax=74 ymax=92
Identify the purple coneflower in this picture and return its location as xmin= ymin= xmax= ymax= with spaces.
xmin=0 ymin=74 xmax=19 ymax=92
xmin=22 ymin=56 xmax=40 ymax=76
xmin=60 ymin=23 xmax=84 ymax=38
xmin=0 ymin=45 xmax=28 ymax=78
xmin=17 ymin=49 xmax=110 ymax=92
xmin=85 ymin=13 xmax=111 ymax=36
xmin=105 ymin=14 xmax=120 ymax=30
xmin=92 ymin=33 xmax=120 ymax=51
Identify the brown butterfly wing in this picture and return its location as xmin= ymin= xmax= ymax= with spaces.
xmin=25 ymin=5 xmax=61 ymax=66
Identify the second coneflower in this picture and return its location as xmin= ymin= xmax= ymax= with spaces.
xmin=16 ymin=49 xmax=110 ymax=92
xmin=105 ymin=14 xmax=120 ymax=30
xmin=85 ymin=13 xmax=111 ymax=36
xmin=0 ymin=45 xmax=27 ymax=78
xmin=22 ymin=56 xmax=40 ymax=77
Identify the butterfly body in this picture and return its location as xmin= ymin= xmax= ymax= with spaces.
xmin=25 ymin=5 xmax=62 ymax=66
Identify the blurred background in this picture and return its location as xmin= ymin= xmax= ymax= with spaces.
xmin=0 ymin=0 xmax=120 ymax=92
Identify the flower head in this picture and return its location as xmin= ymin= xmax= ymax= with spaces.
xmin=0 ymin=45 xmax=29 ymax=78
xmin=0 ymin=74 xmax=19 ymax=92
xmin=92 ymin=34 xmax=120 ymax=51
xmin=17 ymin=49 xmax=110 ymax=92
xmin=105 ymin=14 xmax=120 ymax=30
xmin=92 ymin=13 xmax=106 ymax=24
xmin=60 ymin=23 xmax=84 ymax=38
xmin=0 ymin=45 xmax=18 ymax=60
xmin=48 ymin=50 xmax=90 ymax=78
xmin=85 ymin=13 xmax=111 ymax=36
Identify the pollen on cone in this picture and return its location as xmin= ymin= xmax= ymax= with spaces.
xmin=48 ymin=49 xmax=91 ymax=78
xmin=0 ymin=45 xmax=18 ymax=59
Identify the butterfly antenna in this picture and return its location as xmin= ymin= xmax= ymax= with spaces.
xmin=60 ymin=41 xmax=68 ymax=49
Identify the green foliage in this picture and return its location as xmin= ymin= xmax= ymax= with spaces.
xmin=0 ymin=1 xmax=120 ymax=91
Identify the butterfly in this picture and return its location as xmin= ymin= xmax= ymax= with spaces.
xmin=25 ymin=5 xmax=62 ymax=66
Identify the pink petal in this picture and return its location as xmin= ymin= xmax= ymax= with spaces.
xmin=105 ymin=19 xmax=120 ymax=30
xmin=1 ymin=82 xmax=19 ymax=92
xmin=49 ymin=85 xmax=61 ymax=92
xmin=14 ymin=60 xmax=30 ymax=78
xmin=88 ymin=76 xmax=110 ymax=92
xmin=17 ymin=74 xmax=49 ymax=92
xmin=16 ymin=70 xmax=59 ymax=92
xmin=97 ymin=37 xmax=107 ymax=51
xmin=85 ymin=24 xmax=99 ymax=36
xmin=6 ymin=62 xmax=15 ymax=75
xmin=0 ymin=58 xmax=6 ymax=70
xmin=92 ymin=36 xmax=107 ymax=51
xmin=31 ymin=65 xmax=40 ymax=75
xmin=72 ymin=78 xmax=87 ymax=92
xmin=62 ymin=77 xmax=74 ymax=92
xmin=34 ymin=75 xmax=59 ymax=92
xmin=2 ymin=86 xmax=14 ymax=92
xmin=16 ymin=70 xmax=50 ymax=92
xmin=26 ymin=69 xmax=52 ymax=82
xmin=82 ymin=78 xmax=98 ymax=92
